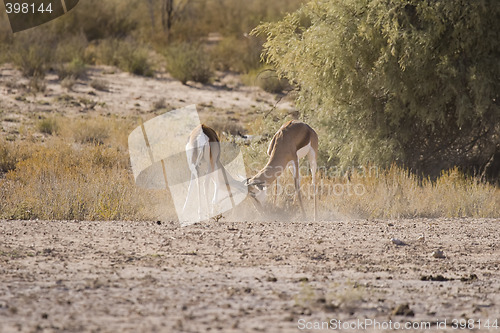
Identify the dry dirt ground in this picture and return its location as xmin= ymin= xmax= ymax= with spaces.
xmin=0 ymin=218 xmax=499 ymax=332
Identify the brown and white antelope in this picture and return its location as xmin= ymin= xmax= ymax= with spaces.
xmin=183 ymin=124 xmax=237 ymax=220
xmin=245 ymin=120 xmax=318 ymax=220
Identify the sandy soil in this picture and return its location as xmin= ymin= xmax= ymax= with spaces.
xmin=0 ymin=218 xmax=499 ymax=332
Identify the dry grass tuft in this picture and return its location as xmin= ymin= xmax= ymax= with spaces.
xmin=37 ymin=118 xmax=59 ymax=135
xmin=90 ymin=79 xmax=109 ymax=92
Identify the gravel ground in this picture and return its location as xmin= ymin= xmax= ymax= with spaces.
xmin=0 ymin=218 xmax=499 ymax=332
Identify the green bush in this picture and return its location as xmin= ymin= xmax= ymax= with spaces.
xmin=255 ymin=0 xmax=500 ymax=177
xmin=9 ymin=30 xmax=55 ymax=78
xmin=118 ymin=43 xmax=153 ymax=76
xmin=63 ymin=0 xmax=138 ymax=41
xmin=165 ymin=42 xmax=213 ymax=84
xmin=56 ymin=58 xmax=87 ymax=80
xmin=53 ymin=34 xmax=88 ymax=79
xmin=211 ymin=36 xmax=262 ymax=73
xmin=93 ymin=38 xmax=153 ymax=76
xmin=54 ymin=33 xmax=89 ymax=63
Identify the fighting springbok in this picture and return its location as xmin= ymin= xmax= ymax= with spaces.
xmin=183 ymin=124 xmax=236 ymax=220
xmin=245 ymin=120 xmax=318 ymax=220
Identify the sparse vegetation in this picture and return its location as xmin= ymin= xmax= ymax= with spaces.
xmin=0 ymin=0 xmax=498 ymax=221
xmin=92 ymin=39 xmax=154 ymax=77
xmin=211 ymin=36 xmax=262 ymax=73
xmin=152 ymin=97 xmax=166 ymax=110
xmin=90 ymin=79 xmax=109 ymax=92
xmin=27 ymin=77 xmax=46 ymax=93
xmin=8 ymin=30 xmax=55 ymax=78
xmin=259 ymin=162 xmax=500 ymax=219
xmin=55 ymin=58 xmax=87 ymax=80
xmin=0 ymin=116 xmax=163 ymax=220
xmin=37 ymin=118 xmax=59 ymax=135
xmin=165 ymin=42 xmax=213 ymax=84
xmin=0 ymin=139 xmax=34 ymax=174
xmin=61 ymin=76 xmax=76 ymax=90
xmin=0 ymin=140 xmax=144 ymax=220
xmin=0 ymin=115 xmax=498 ymax=221
xmin=0 ymin=0 xmax=305 ymax=79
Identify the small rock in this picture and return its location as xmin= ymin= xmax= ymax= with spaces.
xmin=432 ymin=250 xmax=446 ymax=258
xmin=417 ymin=234 xmax=425 ymax=242
xmin=391 ymin=238 xmax=406 ymax=246
xmin=302 ymin=308 xmax=312 ymax=316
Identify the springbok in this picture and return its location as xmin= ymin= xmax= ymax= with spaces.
xmin=182 ymin=124 xmax=236 ymax=220
xmin=245 ymin=120 xmax=318 ymax=220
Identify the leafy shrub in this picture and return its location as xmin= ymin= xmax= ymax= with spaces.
xmin=211 ymin=36 xmax=262 ymax=73
xmin=91 ymin=38 xmax=119 ymax=66
xmin=118 ymin=44 xmax=153 ymax=76
xmin=93 ymin=38 xmax=153 ymax=76
xmin=255 ymin=0 xmax=500 ymax=177
xmin=56 ymin=58 xmax=87 ymax=80
xmin=165 ymin=42 xmax=213 ymax=84
xmin=54 ymin=33 xmax=89 ymax=63
xmin=55 ymin=0 xmax=137 ymax=41
xmin=9 ymin=30 xmax=55 ymax=78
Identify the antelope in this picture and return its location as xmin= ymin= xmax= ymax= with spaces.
xmin=245 ymin=120 xmax=318 ymax=220
xmin=183 ymin=124 xmax=236 ymax=220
